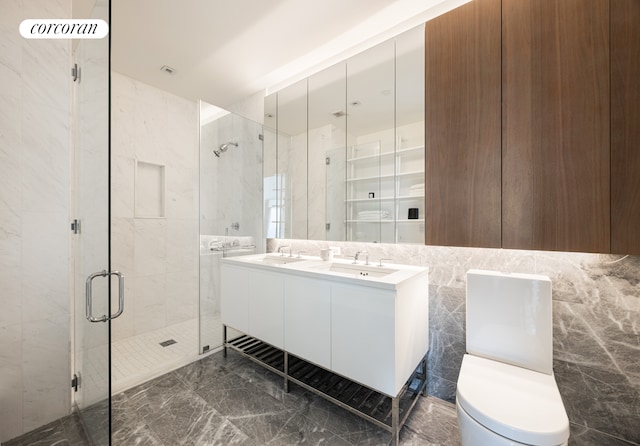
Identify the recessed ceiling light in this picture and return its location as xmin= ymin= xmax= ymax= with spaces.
xmin=160 ymin=65 xmax=176 ymax=75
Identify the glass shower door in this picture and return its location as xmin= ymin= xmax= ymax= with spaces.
xmin=73 ymin=0 xmax=112 ymax=444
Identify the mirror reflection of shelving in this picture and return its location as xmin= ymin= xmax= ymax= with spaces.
xmin=345 ymin=139 xmax=424 ymax=243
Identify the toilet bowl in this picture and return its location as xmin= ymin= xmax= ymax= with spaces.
xmin=456 ymin=270 xmax=570 ymax=446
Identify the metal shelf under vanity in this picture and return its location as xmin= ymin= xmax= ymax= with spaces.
xmin=223 ymin=329 xmax=427 ymax=446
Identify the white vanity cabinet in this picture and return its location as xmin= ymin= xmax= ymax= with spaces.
xmin=284 ymin=276 xmax=331 ymax=369
xmin=221 ymin=254 xmax=429 ymax=397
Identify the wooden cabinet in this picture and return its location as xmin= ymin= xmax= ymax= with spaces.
xmin=426 ymin=0 xmax=639 ymax=254
xmin=424 ymin=0 xmax=502 ymax=248
xmin=502 ymin=0 xmax=610 ymax=253
xmin=611 ymin=0 xmax=640 ymax=254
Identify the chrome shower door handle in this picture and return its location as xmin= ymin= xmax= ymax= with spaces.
xmin=86 ymin=270 xmax=125 ymax=323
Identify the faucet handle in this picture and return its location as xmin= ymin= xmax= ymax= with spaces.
xmin=378 ymin=258 xmax=393 ymax=267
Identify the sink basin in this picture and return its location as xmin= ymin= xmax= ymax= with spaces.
xmin=313 ymin=262 xmax=398 ymax=278
xmin=259 ymin=256 xmax=307 ymax=266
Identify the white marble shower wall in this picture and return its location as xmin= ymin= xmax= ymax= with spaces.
xmin=110 ymin=72 xmax=199 ymax=342
xmin=0 ymin=1 xmax=71 ymax=441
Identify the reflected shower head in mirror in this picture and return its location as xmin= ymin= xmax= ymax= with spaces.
xmin=213 ymin=141 xmax=238 ymax=157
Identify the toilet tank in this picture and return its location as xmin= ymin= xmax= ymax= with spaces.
xmin=466 ymin=270 xmax=553 ymax=375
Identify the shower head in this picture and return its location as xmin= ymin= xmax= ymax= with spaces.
xmin=213 ymin=141 xmax=238 ymax=157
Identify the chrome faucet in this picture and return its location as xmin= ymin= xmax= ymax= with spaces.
xmin=353 ymin=251 xmax=369 ymax=265
xmin=278 ymin=246 xmax=290 ymax=256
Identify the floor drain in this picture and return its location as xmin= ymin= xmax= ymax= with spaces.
xmin=159 ymin=339 xmax=177 ymax=347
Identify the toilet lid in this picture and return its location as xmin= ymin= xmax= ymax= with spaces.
xmin=457 ymin=354 xmax=570 ymax=446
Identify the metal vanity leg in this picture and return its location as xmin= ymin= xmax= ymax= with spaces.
xmin=284 ymin=351 xmax=290 ymax=393
xmin=223 ymin=324 xmax=227 ymax=358
xmin=421 ymin=355 xmax=428 ymax=396
xmin=391 ymin=396 xmax=400 ymax=446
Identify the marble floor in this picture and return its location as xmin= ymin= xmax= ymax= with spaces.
xmin=4 ymin=349 xmax=461 ymax=446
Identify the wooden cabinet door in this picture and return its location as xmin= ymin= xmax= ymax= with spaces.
xmin=502 ymin=0 xmax=610 ymax=252
xmin=611 ymin=0 xmax=640 ymax=255
xmin=424 ymin=0 xmax=502 ymax=248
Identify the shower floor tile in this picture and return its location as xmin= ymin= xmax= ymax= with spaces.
xmin=112 ymin=318 xmax=200 ymax=394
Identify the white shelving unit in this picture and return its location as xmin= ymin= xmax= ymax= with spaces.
xmin=345 ymin=141 xmax=424 ymax=243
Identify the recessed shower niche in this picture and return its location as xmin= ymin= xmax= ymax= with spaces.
xmin=134 ymin=160 xmax=166 ymax=218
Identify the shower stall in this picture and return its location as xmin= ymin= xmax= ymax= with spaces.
xmin=199 ymin=101 xmax=265 ymax=352
xmin=107 ymin=97 xmax=264 ymax=395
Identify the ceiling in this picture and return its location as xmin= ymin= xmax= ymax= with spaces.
xmin=110 ymin=0 xmax=468 ymax=110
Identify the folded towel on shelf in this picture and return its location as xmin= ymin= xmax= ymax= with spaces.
xmin=408 ymin=183 xmax=424 ymax=196
xmin=358 ymin=210 xmax=391 ymax=220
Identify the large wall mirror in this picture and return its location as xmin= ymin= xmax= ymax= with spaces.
xmin=265 ymin=25 xmax=424 ymax=244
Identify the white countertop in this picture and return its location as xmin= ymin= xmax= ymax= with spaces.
xmin=222 ymin=253 xmax=428 ymax=290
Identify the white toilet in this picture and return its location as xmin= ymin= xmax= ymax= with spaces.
xmin=456 ymin=270 xmax=570 ymax=446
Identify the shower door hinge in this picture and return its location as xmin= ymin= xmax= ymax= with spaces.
xmin=258 ymin=134 xmax=264 ymax=141
xmin=71 ymin=63 xmax=80 ymax=82
xmin=326 ymin=157 xmax=331 ymax=165
xmin=71 ymin=219 xmax=81 ymax=234
xmin=71 ymin=373 xmax=79 ymax=392
xmin=326 ymin=223 xmax=331 ymax=231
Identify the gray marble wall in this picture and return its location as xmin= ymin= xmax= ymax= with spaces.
xmin=267 ymin=238 xmax=640 ymax=445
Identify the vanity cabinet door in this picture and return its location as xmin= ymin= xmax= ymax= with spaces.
xmin=331 ymin=284 xmax=396 ymax=395
xmin=220 ymin=264 xmax=249 ymax=333
xmin=502 ymin=0 xmax=610 ymax=253
xmin=284 ymin=277 xmax=331 ymax=369
xmin=248 ymin=270 xmax=284 ymax=348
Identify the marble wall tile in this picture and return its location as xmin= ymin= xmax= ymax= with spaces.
xmin=21 ymin=104 xmax=69 ymax=213
xmin=166 ymin=95 xmax=197 ymax=169
xmin=134 ymin=274 xmax=167 ymax=335
xmin=21 ymin=39 xmax=69 ymax=111
xmin=166 ymin=270 xmax=198 ymax=325
xmin=166 ymin=217 xmax=198 ymax=272
xmin=0 ymin=229 xmax=22 ymax=329
xmin=110 ymin=73 xmax=136 ymax=159
xmin=165 ymin=166 xmax=197 ymax=219
xmin=110 ymin=275 xmax=135 ymax=342
xmin=0 ymin=0 xmax=24 ymax=72
xmin=111 ymin=156 xmax=134 ymax=218
xmin=133 ymin=218 xmax=167 ymax=276
xmin=0 ymin=322 xmax=23 ymax=441
xmin=555 ymin=360 xmax=640 ymax=444
xmin=22 ymin=314 xmax=71 ymax=433
xmin=133 ymin=81 xmax=169 ymax=165
xmin=21 ymin=211 xmax=69 ymax=323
